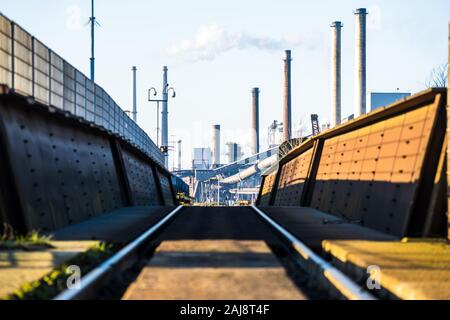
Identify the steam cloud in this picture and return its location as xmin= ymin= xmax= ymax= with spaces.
xmin=167 ymin=24 xmax=310 ymax=62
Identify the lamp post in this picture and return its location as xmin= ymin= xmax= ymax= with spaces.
xmin=148 ymin=85 xmax=176 ymax=152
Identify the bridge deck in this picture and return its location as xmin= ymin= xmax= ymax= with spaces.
xmin=50 ymin=206 xmax=174 ymax=243
xmin=122 ymin=207 xmax=306 ymax=300
xmin=258 ymin=206 xmax=396 ymax=251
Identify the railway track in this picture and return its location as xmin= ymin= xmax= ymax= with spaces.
xmin=54 ymin=206 xmax=184 ymax=300
xmin=54 ymin=205 xmax=376 ymax=300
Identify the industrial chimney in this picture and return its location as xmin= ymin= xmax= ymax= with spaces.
xmin=251 ymin=87 xmax=260 ymax=155
xmin=331 ymin=22 xmax=343 ymax=127
xmin=283 ymin=50 xmax=292 ymax=142
xmin=354 ymin=8 xmax=368 ymax=118
xmin=212 ymin=124 xmax=220 ymax=167
xmin=132 ymin=66 xmax=137 ymax=122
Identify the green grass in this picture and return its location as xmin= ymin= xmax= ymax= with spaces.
xmin=3 ymin=242 xmax=117 ymax=300
xmin=0 ymin=225 xmax=53 ymax=250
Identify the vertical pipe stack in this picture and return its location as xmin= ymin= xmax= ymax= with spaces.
xmin=132 ymin=66 xmax=137 ymax=122
xmin=331 ymin=21 xmax=343 ymax=127
xmin=252 ymin=87 xmax=260 ymax=155
xmin=162 ymin=66 xmax=169 ymax=167
xmin=283 ymin=50 xmax=292 ymax=142
xmin=354 ymin=8 xmax=368 ymax=118
xmin=212 ymin=124 xmax=221 ymax=167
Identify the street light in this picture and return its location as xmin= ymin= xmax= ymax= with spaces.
xmin=148 ymin=84 xmax=176 ymax=148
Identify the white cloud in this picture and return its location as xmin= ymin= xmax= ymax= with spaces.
xmin=167 ymin=24 xmax=311 ymax=62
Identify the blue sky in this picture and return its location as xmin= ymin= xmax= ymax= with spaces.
xmin=2 ymin=0 xmax=449 ymax=169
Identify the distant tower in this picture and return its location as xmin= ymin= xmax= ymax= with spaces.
xmin=251 ymin=88 xmax=260 ymax=155
xmin=311 ymin=114 xmax=320 ymax=136
xmin=354 ymin=8 xmax=368 ymax=118
xmin=161 ymin=66 xmax=169 ymax=167
xmin=132 ymin=66 xmax=137 ymax=122
xmin=212 ymin=125 xmax=221 ymax=167
xmin=331 ymin=21 xmax=343 ymax=127
xmin=226 ymin=142 xmax=242 ymax=164
xmin=283 ymin=50 xmax=292 ymax=142
xmin=89 ymin=0 xmax=98 ymax=81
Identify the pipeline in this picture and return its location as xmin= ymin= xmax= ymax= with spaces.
xmin=219 ymin=155 xmax=278 ymax=184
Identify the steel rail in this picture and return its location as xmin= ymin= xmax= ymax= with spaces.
xmin=251 ymin=205 xmax=376 ymax=300
xmin=54 ymin=205 xmax=184 ymax=300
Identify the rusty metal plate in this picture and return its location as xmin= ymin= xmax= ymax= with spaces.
xmin=121 ymin=146 xmax=160 ymax=206
xmin=157 ymin=169 xmax=174 ymax=206
xmin=310 ymin=99 xmax=440 ymax=236
xmin=259 ymin=173 xmax=276 ymax=206
xmin=274 ymin=147 xmax=314 ymax=206
xmin=0 ymin=98 xmax=125 ymax=232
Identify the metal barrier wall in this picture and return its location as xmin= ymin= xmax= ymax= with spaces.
xmin=273 ymin=141 xmax=316 ymax=206
xmin=447 ymin=23 xmax=450 ymax=240
xmin=257 ymin=89 xmax=448 ymax=238
xmin=0 ymin=13 xmax=164 ymax=166
xmin=0 ymin=91 xmax=176 ymax=234
xmin=172 ymin=175 xmax=190 ymax=195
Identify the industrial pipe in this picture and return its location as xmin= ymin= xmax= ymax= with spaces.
xmin=219 ymin=155 xmax=278 ymax=184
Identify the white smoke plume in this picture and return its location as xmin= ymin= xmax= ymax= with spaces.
xmin=167 ymin=24 xmax=311 ymax=62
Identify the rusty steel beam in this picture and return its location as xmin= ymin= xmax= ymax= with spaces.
xmin=110 ymin=138 xmax=135 ymax=206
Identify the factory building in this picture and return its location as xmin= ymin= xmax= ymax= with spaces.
xmin=225 ymin=142 xmax=243 ymax=164
xmin=192 ymin=147 xmax=212 ymax=170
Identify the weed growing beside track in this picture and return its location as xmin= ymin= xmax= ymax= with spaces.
xmin=2 ymin=242 xmax=118 ymax=300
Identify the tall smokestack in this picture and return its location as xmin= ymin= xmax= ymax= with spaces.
xmin=283 ymin=50 xmax=292 ymax=142
xmin=251 ymin=87 xmax=260 ymax=155
xmin=354 ymin=8 xmax=368 ymax=118
xmin=132 ymin=66 xmax=137 ymax=122
xmin=331 ymin=22 xmax=343 ymax=127
xmin=212 ymin=124 xmax=220 ymax=167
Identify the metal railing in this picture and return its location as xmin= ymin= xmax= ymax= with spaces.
xmin=251 ymin=206 xmax=376 ymax=300
xmin=0 ymin=13 xmax=164 ymax=166
xmin=54 ymin=205 xmax=184 ymax=300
